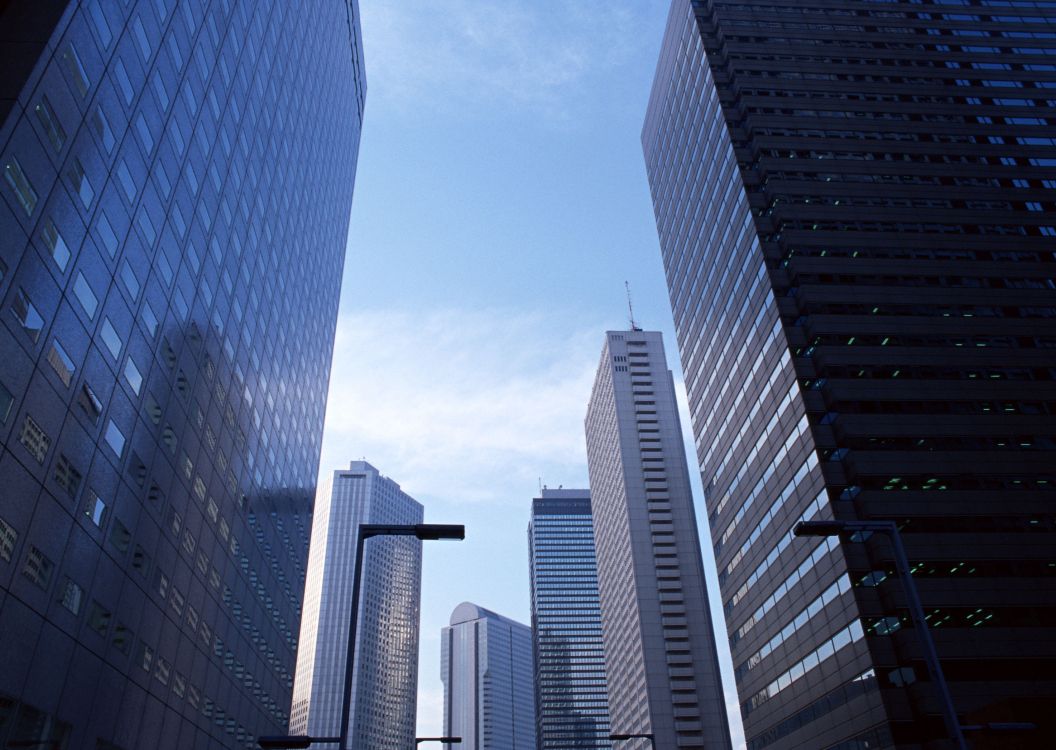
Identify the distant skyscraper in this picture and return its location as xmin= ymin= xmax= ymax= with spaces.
xmin=441 ymin=602 xmax=536 ymax=750
xmin=585 ymin=330 xmax=731 ymax=749
xmin=528 ymin=488 xmax=611 ymax=749
xmin=643 ymin=2 xmax=1056 ymax=748
xmin=291 ymin=462 xmax=423 ymax=749
xmin=0 ymin=0 xmax=364 ymax=747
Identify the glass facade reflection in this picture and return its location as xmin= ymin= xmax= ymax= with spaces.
xmin=0 ymin=0 xmax=365 ymax=748
xmin=528 ymin=489 xmax=611 ymax=749
xmin=441 ymin=602 xmax=536 ymax=750
xmin=290 ymin=462 xmax=423 ymax=750
xmin=644 ymin=1 xmax=1056 ymax=748
xmin=584 ymin=330 xmax=731 ymax=750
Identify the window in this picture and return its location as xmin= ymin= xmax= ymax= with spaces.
xmin=22 ymin=545 xmax=54 ymax=590
xmin=0 ymin=380 xmax=12 ymax=424
xmin=104 ymin=420 xmax=125 ymax=457
xmin=73 ymin=273 xmax=98 ymax=319
xmin=100 ymin=318 xmax=122 ymax=358
xmin=84 ymin=489 xmax=107 ymax=527
xmin=123 ymin=358 xmax=142 ymax=395
xmin=120 ymin=261 xmax=139 ymax=299
xmin=19 ymin=415 xmax=50 ymax=464
xmin=97 ymin=211 xmax=119 ymax=257
xmin=46 ymin=340 xmax=75 ymax=387
xmin=12 ymin=288 xmax=44 ymax=342
xmin=91 ymin=107 xmax=116 ymax=154
xmin=4 ymin=157 xmax=38 ymax=216
xmin=142 ymin=302 xmax=158 ymax=338
xmin=0 ymin=516 xmax=17 ymax=562
xmin=67 ymin=157 xmax=94 ymax=209
xmin=87 ymin=600 xmax=111 ymax=636
xmin=34 ymin=96 xmax=66 ymax=152
xmin=53 ymin=454 xmax=82 ymax=499
xmin=112 ymin=622 xmax=132 ymax=653
xmin=60 ymin=577 xmax=83 ymax=614
xmin=78 ymin=382 xmax=102 ymax=423
xmin=108 ymin=518 xmax=131 ymax=555
xmin=41 ymin=217 xmax=71 ymax=271
xmin=62 ymin=44 xmax=90 ymax=97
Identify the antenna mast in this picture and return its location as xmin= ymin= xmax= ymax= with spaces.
xmin=625 ymin=281 xmax=642 ymax=331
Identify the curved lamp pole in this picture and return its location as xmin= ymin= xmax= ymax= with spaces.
xmin=793 ymin=520 xmax=967 ymax=750
xmin=259 ymin=523 xmax=465 ymax=750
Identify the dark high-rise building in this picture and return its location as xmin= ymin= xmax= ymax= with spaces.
xmin=528 ymin=488 xmax=611 ymax=750
xmin=643 ymin=2 xmax=1056 ymax=749
xmin=585 ymin=330 xmax=732 ymax=750
xmin=0 ymin=0 xmax=365 ymax=748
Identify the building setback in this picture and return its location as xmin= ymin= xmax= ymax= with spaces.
xmin=642 ymin=1 xmax=1056 ymax=749
xmin=584 ymin=330 xmax=731 ymax=749
xmin=528 ymin=488 xmax=611 ymax=749
xmin=441 ymin=602 xmax=536 ymax=750
xmin=290 ymin=462 xmax=422 ymax=749
xmin=0 ymin=0 xmax=364 ymax=748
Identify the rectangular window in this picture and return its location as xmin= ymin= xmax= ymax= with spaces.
xmin=34 ymin=96 xmax=66 ymax=152
xmin=53 ymin=454 xmax=82 ymax=499
xmin=67 ymin=157 xmax=94 ymax=209
xmin=112 ymin=622 xmax=132 ymax=653
xmin=100 ymin=317 xmax=122 ymax=358
xmin=4 ymin=157 xmax=38 ymax=216
xmin=0 ymin=516 xmax=17 ymax=562
xmin=19 ymin=415 xmax=50 ymax=464
xmin=78 ymin=382 xmax=102 ymax=423
xmin=60 ymin=577 xmax=83 ymax=614
xmin=139 ymin=641 xmax=153 ymax=672
xmin=91 ymin=107 xmax=116 ymax=154
xmin=131 ymin=544 xmax=149 ymax=576
xmin=142 ymin=302 xmax=158 ymax=338
xmin=84 ymin=489 xmax=107 ymax=527
xmin=120 ymin=261 xmax=140 ymax=299
xmin=0 ymin=380 xmax=12 ymax=424
xmin=108 ymin=518 xmax=131 ymax=554
xmin=73 ymin=273 xmax=98 ymax=319
xmin=46 ymin=340 xmax=75 ymax=387
xmin=96 ymin=211 xmax=119 ymax=257
xmin=104 ymin=420 xmax=125 ymax=457
xmin=87 ymin=600 xmax=111 ymax=636
xmin=41 ymin=217 xmax=71 ymax=271
xmin=12 ymin=288 xmax=45 ymax=342
xmin=123 ymin=358 xmax=142 ymax=395
xmin=62 ymin=44 xmax=90 ymax=97
xmin=22 ymin=545 xmax=54 ymax=590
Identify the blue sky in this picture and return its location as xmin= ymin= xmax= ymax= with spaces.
xmin=317 ymin=2 xmax=746 ymax=746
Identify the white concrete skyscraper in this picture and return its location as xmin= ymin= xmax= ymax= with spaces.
xmin=290 ymin=461 xmax=424 ymax=749
xmin=585 ymin=330 xmax=731 ymax=749
xmin=441 ymin=602 xmax=536 ymax=750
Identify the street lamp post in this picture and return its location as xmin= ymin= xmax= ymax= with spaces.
xmin=338 ymin=524 xmax=465 ymax=750
xmin=415 ymin=737 xmax=462 ymax=746
xmin=793 ymin=519 xmax=967 ymax=750
xmin=609 ymin=733 xmax=656 ymax=749
xmin=258 ymin=523 xmax=465 ymax=750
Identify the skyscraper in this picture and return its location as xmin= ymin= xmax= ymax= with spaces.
xmin=290 ymin=461 xmax=423 ymax=749
xmin=585 ymin=330 xmax=731 ymax=749
xmin=0 ymin=0 xmax=364 ymax=747
xmin=643 ymin=2 xmax=1056 ymax=748
xmin=441 ymin=602 xmax=536 ymax=750
xmin=528 ymin=488 xmax=611 ymax=749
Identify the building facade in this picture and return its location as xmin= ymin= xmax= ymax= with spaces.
xmin=290 ymin=462 xmax=423 ymax=749
xmin=584 ymin=330 xmax=731 ymax=749
xmin=528 ymin=488 xmax=611 ymax=749
xmin=0 ymin=0 xmax=365 ymax=748
xmin=642 ymin=2 xmax=1056 ymax=749
xmin=441 ymin=602 xmax=536 ymax=750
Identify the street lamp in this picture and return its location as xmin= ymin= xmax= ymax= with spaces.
xmin=258 ymin=523 xmax=465 ymax=750
xmin=415 ymin=737 xmax=463 ymax=746
xmin=609 ymin=733 xmax=656 ymax=749
xmin=793 ymin=519 xmax=967 ymax=750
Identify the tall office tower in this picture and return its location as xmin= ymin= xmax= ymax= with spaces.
xmin=528 ymin=488 xmax=612 ymax=749
xmin=0 ymin=0 xmax=365 ymax=748
xmin=290 ymin=461 xmax=423 ymax=749
xmin=585 ymin=330 xmax=731 ymax=750
xmin=441 ymin=602 xmax=537 ymax=750
xmin=642 ymin=2 xmax=1056 ymax=749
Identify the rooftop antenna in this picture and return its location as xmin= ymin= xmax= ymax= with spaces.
xmin=625 ymin=281 xmax=642 ymax=332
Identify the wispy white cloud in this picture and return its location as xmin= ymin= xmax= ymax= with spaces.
xmin=360 ymin=0 xmax=647 ymax=118
xmin=317 ymin=307 xmax=603 ymax=503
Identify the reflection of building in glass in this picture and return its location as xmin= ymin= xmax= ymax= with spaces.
xmin=528 ymin=488 xmax=611 ymax=749
xmin=0 ymin=0 xmax=365 ymax=746
xmin=643 ymin=2 xmax=1056 ymax=747
xmin=441 ymin=602 xmax=536 ymax=750
xmin=290 ymin=462 xmax=423 ymax=749
xmin=585 ymin=330 xmax=732 ymax=749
